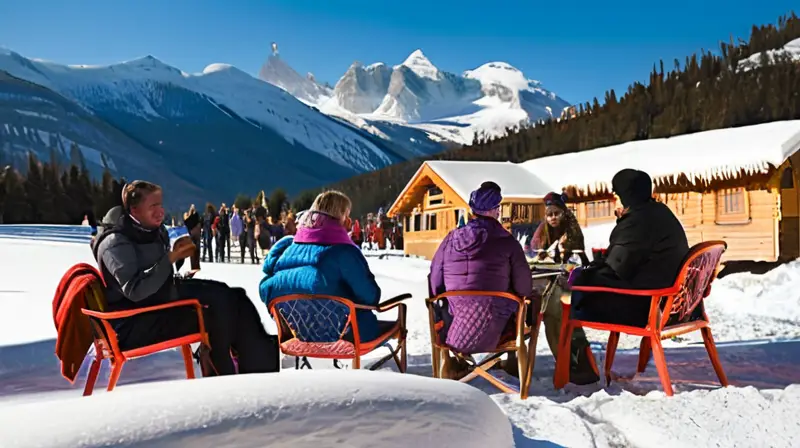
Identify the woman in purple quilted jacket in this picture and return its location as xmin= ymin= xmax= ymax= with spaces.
xmin=429 ymin=181 xmax=532 ymax=379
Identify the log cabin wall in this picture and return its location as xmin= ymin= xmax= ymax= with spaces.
xmin=576 ymin=187 xmax=782 ymax=262
xmin=659 ymin=189 xmax=778 ymax=262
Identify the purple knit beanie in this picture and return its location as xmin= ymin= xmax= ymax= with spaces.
xmin=469 ymin=181 xmax=503 ymax=215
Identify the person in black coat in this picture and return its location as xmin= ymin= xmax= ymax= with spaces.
xmin=202 ymin=203 xmax=216 ymax=263
xmin=573 ymin=169 xmax=690 ymax=328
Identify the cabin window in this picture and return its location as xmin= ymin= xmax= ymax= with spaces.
xmin=426 ymin=186 xmax=444 ymax=207
xmin=412 ymin=214 xmax=422 ymax=232
xmin=586 ymin=200 xmax=615 ymax=219
xmin=501 ymin=204 xmax=512 ymax=219
xmin=425 ymin=212 xmax=438 ymax=231
xmin=716 ymin=188 xmax=750 ymax=224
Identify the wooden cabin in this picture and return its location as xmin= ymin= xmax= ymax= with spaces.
xmin=386 ymin=161 xmax=552 ymax=260
xmin=387 ymin=120 xmax=800 ymax=262
xmin=522 ymin=120 xmax=800 ymax=262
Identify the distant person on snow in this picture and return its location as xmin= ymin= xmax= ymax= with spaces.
xmin=91 ymin=181 xmax=278 ymax=376
xmin=202 ymin=203 xmax=216 ymax=263
xmin=230 ymin=206 xmax=244 ymax=250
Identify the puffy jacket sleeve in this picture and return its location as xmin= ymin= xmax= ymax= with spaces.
xmin=101 ymin=236 xmax=173 ymax=303
xmin=509 ymin=239 xmax=533 ymax=298
xmin=338 ymin=246 xmax=381 ymax=307
xmin=429 ymin=233 xmax=450 ymax=296
xmin=605 ymin=214 xmax=649 ymax=281
xmin=262 ymin=236 xmax=293 ymax=277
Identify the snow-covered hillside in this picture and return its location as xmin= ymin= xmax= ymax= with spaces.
xmin=0 ymin=48 xmax=444 ymax=207
xmin=261 ymin=49 xmax=571 ymax=145
xmin=738 ymin=37 xmax=800 ymax=72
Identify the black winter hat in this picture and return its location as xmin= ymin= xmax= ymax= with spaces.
xmin=612 ymin=169 xmax=653 ymax=207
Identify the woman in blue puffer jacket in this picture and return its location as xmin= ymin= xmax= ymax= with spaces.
xmin=259 ymin=190 xmax=387 ymax=342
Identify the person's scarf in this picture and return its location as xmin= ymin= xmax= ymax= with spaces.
xmin=294 ymin=211 xmax=357 ymax=246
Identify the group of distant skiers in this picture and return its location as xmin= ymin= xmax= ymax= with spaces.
xmin=175 ymin=202 xmax=404 ymax=267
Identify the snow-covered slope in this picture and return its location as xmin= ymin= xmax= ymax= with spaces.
xmin=0 ymin=48 xmax=426 ymax=206
xmin=258 ymin=54 xmax=333 ymax=105
xmin=738 ymin=37 xmax=800 ymax=72
xmin=274 ymin=49 xmax=571 ymax=145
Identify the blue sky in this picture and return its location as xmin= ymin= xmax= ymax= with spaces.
xmin=0 ymin=0 xmax=796 ymax=105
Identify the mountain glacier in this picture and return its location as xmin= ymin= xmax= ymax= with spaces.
xmin=258 ymin=49 xmax=571 ymax=145
xmin=0 ymin=48 xmax=443 ymax=207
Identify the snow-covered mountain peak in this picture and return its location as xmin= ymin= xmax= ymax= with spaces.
xmin=464 ymin=61 xmax=537 ymax=92
xmin=202 ymin=63 xmax=235 ymax=75
xmin=397 ymin=49 xmax=439 ymax=80
xmin=258 ymin=53 xmax=332 ymax=105
xmin=366 ymin=62 xmax=387 ymax=71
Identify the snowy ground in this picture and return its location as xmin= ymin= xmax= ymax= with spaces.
xmin=0 ymin=225 xmax=799 ymax=447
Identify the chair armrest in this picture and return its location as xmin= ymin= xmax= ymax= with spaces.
xmin=353 ymin=294 xmax=412 ymax=312
xmin=376 ymin=293 xmax=412 ymax=312
xmin=570 ymin=285 xmax=678 ymax=296
xmin=82 ymin=299 xmax=203 ymax=320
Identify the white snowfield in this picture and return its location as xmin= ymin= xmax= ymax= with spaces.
xmin=0 ymin=370 xmax=513 ymax=448
xmin=0 ymin=226 xmax=799 ymax=447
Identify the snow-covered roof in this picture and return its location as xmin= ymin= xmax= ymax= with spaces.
xmin=426 ymin=160 xmax=553 ymax=202
xmin=521 ymin=120 xmax=800 ymax=195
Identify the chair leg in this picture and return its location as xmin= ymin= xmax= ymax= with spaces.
xmin=106 ymin=360 xmax=124 ymax=392
xmin=554 ymin=321 xmax=573 ymax=390
xmin=521 ymin=311 xmax=543 ymax=399
xmin=83 ymin=355 xmax=102 ymax=397
xmin=700 ymin=327 xmax=729 ymax=387
xmin=181 ymin=345 xmax=196 ymax=379
xmin=431 ymin=346 xmax=441 ymax=378
xmin=649 ymin=336 xmax=674 ymax=396
xmin=516 ymin=344 xmax=529 ymax=400
xmin=353 ymin=355 xmax=361 ymax=370
xmin=605 ymin=332 xmax=620 ymax=387
xmin=637 ymin=337 xmax=652 ymax=373
xmin=399 ymin=304 xmax=408 ymax=373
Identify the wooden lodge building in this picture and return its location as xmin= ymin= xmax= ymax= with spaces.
xmin=387 ymin=120 xmax=800 ymax=262
xmin=386 ymin=161 xmax=552 ymax=260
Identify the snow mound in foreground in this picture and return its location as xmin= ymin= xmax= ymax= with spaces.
xmin=500 ymin=385 xmax=800 ymax=447
xmin=0 ymin=370 xmax=514 ymax=448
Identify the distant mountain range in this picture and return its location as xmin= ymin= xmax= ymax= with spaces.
xmin=0 ymin=49 xmax=439 ymax=208
xmin=258 ymin=49 xmax=571 ymax=146
xmin=0 ymin=47 xmax=570 ymax=208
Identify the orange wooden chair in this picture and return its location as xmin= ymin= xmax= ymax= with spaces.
xmin=426 ymin=291 xmax=550 ymax=399
xmin=60 ymin=265 xmax=210 ymax=396
xmin=555 ymin=241 xmax=730 ymax=396
xmin=268 ymin=293 xmax=410 ymax=371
